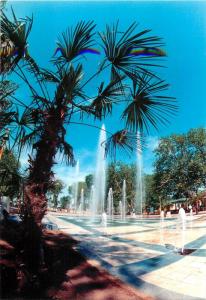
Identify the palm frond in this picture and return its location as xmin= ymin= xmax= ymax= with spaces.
xmin=32 ymin=95 xmax=51 ymax=108
xmin=1 ymin=9 xmax=33 ymax=73
xmin=0 ymin=112 xmax=16 ymax=131
xmin=22 ymin=55 xmax=52 ymax=102
xmin=16 ymin=107 xmax=37 ymax=127
xmin=0 ymin=81 xmax=17 ymax=133
xmin=39 ymin=68 xmax=60 ymax=83
xmin=99 ymin=22 xmax=164 ymax=80
xmin=19 ymin=130 xmax=40 ymax=150
xmin=90 ymin=75 xmax=126 ymax=120
xmin=59 ymin=141 xmax=76 ymax=166
xmin=53 ymin=21 xmax=96 ymax=65
xmin=0 ymin=32 xmax=15 ymax=73
xmin=104 ymin=129 xmax=140 ymax=159
xmin=9 ymin=107 xmax=40 ymax=152
xmin=76 ymin=75 xmax=126 ymax=120
xmin=0 ymin=80 xmax=18 ymax=107
xmin=23 ymin=54 xmax=41 ymax=76
xmin=122 ymin=74 xmax=177 ymax=133
xmin=56 ymin=64 xmax=85 ymax=103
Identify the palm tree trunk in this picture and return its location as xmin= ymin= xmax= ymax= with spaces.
xmin=21 ymin=105 xmax=66 ymax=274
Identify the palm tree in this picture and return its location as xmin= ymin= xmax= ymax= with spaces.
xmin=1 ymin=10 xmax=177 ymax=277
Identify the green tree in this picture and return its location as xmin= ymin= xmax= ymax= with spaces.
xmin=60 ymin=195 xmax=71 ymax=209
xmin=144 ymin=174 xmax=159 ymax=210
xmin=84 ymin=174 xmax=93 ymax=200
xmin=2 ymin=9 xmax=176 ymax=275
xmin=0 ymin=148 xmax=22 ymax=200
xmin=48 ymin=179 xmax=64 ymax=208
xmin=85 ymin=174 xmax=93 ymax=190
xmin=154 ymin=128 xmax=206 ymax=203
xmin=0 ymin=80 xmax=18 ymax=158
xmin=107 ymin=162 xmax=136 ymax=212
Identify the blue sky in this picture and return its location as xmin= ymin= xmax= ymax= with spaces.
xmin=6 ymin=1 xmax=206 ymax=188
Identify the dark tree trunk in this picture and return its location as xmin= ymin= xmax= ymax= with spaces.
xmin=21 ymin=105 xmax=66 ymax=275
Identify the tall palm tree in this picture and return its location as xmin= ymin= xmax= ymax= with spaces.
xmin=1 ymin=10 xmax=177 ymax=276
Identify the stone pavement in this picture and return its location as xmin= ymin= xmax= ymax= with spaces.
xmin=45 ymin=213 xmax=206 ymax=300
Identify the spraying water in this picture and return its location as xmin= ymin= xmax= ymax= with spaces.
xmin=122 ymin=179 xmax=126 ymax=220
xmin=107 ymin=187 xmax=114 ymax=219
xmin=90 ymin=185 xmax=94 ymax=206
xmin=91 ymin=124 xmax=106 ymax=217
xmin=80 ymin=188 xmax=84 ymax=214
xmin=119 ymin=201 xmax=122 ymax=218
xmin=73 ymin=160 xmax=79 ymax=212
xmin=135 ymin=133 xmax=145 ymax=216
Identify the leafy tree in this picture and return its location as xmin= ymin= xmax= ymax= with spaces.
xmin=60 ymin=195 xmax=71 ymax=209
xmin=85 ymin=174 xmax=93 ymax=191
xmin=0 ymin=148 xmax=22 ymax=200
xmin=2 ymin=9 xmax=176 ymax=275
xmin=0 ymin=80 xmax=18 ymax=159
xmin=77 ymin=180 xmax=86 ymax=197
xmin=107 ymin=162 xmax=136 ymax=212
xmin=47 ymin=179 xmax=64 ymax=208
xmin=154 ymin=128 xmax=206 ymax=202
xmin=84 ymin=174 xmax=93 ymax=200
xmin=144 ymin=174 xmax=159 ymax=210
xmin=68 ymin=180 xmax=88 ymax=210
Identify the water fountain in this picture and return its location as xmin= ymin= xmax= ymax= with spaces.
xmin=91 ymin=124 xmax=106 ymax=217
xmin=73 ymin=160 xmax=79 ymax=212
xmin=89 ymin=185 xmax=94 ymax=208
xmin=135 ymin=133 xmax=145 ymax=216
xmin=107 ymin=187 xmax=114 ymax=219
xmin=101 ymin=211 xmax=107 ymax=226
xmin=160 ymin=210 xmax=165 ymax=227
xmin=122 ymin=179 xmax=126 ymax=220
xmin=80 ymin=188 xmax=84 ymax=214
xmin=119 ymin=201 xmax=122 ymax=218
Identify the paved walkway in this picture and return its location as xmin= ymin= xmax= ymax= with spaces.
xmin=45 ymin=213 xmax=206 ymax=300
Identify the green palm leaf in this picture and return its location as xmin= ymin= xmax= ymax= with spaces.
xmin=1 ymin=9 xmax=33 ymax=72
xmin=122 ymin=74 xmax=177 ymax=133
xmin=0 ymin=80 xmax=17 ymax=107
xmin=53 ymin=21 xmax=96 ymax=65
xmin=75 ymin=75 xmax=126 ymax=120
xmin=99 ymin=22 xmax=164 ymax=80
xmin=89 ymin=75 xmax=126 ymax=120
xmin=0 ymin=111 xmax=16 ymax=131
xmin=59 ymin=141 xmax=76 ymax=166
xmin=56 ymin=64 xmax=86 ymax=104
xmin=0 ymin=80 xmax=18 ymax=137
xmin=39 ymin=68 xmax=60 ymax=84
xmin=104 ymin=129 xmax=141 ymax=159
xmin=19 ymin=130 xmax=40 ymax=148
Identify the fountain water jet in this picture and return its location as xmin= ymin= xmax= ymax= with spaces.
xmin=73 ymin=160 xmax=79 ymax=212
xmin=91 ymin=124 xmax=106 ymax=217
xmin=89 ymin=185 xmax=94 ymax=209
xmin=107 ymin=187 xmax=114 ymax=219
xmin=119 ymin=201 xmax=122 ymax=218
xmin=135 ymin=133 xmax=145 ymax=216
xmin=122 ymin=179 xmax=126 ymax=220
xmin=80 ymin=188 xmax=84 ymax=214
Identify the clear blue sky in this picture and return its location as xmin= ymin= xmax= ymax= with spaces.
xmin=7 ymin=1 xmax=206 ymax=184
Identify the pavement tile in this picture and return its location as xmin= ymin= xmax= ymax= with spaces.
xmin=48 ymin=213 xmax=206 ymax=300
